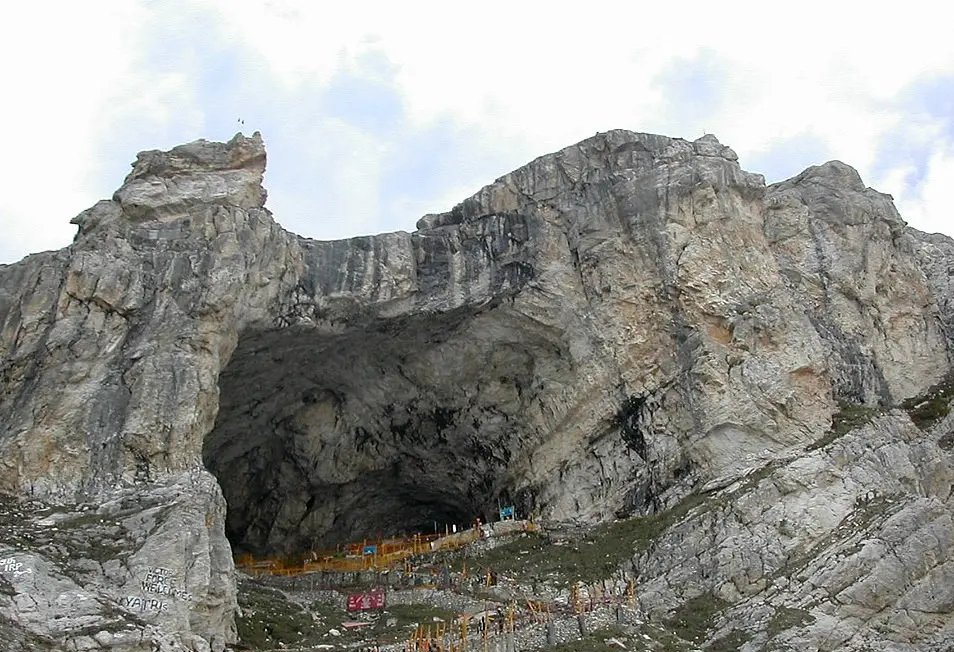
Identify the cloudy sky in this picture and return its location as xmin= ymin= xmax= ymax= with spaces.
xmin=1 ymin=1 xmax=951 ymax=264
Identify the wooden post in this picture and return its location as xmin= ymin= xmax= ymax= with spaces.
xmin=483 ymin=602 xmax=489 ymax=652
xmin=577 ymin=613 xmax=588 ymax=637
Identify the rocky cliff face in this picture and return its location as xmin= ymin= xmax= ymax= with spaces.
xmin=0 ymin=130 xmax=952 ymax=650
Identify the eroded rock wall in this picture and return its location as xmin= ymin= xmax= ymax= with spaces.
xmin=632 ymin=410 xmax=954 ymax=651
xmin=765 ymin=162 xmax=950 ymax=404
xmin=0 ymin=134 xmax=293 ymax=650
xmin=0 ymin=129 xmax=952 ymax=649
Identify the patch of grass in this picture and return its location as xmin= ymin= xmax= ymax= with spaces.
xmin=775 ymin=493 xmax=903 ymax=583
xmin=573 ymin=494 xmax=713 ymax=580
xmin=811 ymin=371 xmax=954 ymax=450
xmin=384 ymin=603 xmax=459 ymax=628
xmin=901 ymin=371 xmax=954 ymax=430
xmin=723 ymin=462 xmax=780 ymax=502
xmin=451 ymin=532 xmax=545 ymax=573
xmin=542 ymin=625 xmax=629 ymax=651
xmin=652 ymin=627 xmax=696 ymax=652
xmin=849 ymin=493 xmax=900 ymax=530
xmin=806 ymin=401 xmax=881 ymax=451
xmin=236 ymin=579 xmax=323 ymax=650
xmin=664 ymin=593 xmax=729 ymax=644
xmin=707 ymin=629 xmax=752 ymax=651
xmin=766 ymin=606 xmax=813 ymax=638
xmin=592 ymin=493 xmax=708 ymax=550
xmin=307 ymin=599 xmax=459 ymax=645
xmin=460 ymin=492 xmax=716 ymax=585
xmin=309 ymin=599 xmax=347 ymax=630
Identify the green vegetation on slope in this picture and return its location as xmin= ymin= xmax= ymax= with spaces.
xmin=458 ymin=491 xmax=716 ymax=585
xmin=806 ymin=401 xmax=883 ymax=451
xmin=901 ymin=370 xmax=954 ymax=429
xmin=236 ymin=580 xmax=324 ymax=650
xmin=381 ymin=602 xmax=460 ymax=629
xmin=808 ymin=371 xmax=954 ymax=452
xmin=707 ymin=630 xmax=753 ymax=652
xmin=664 ymin=593 xmax=729 ymax=644
xmin=542 ymin=625 xmax=630 ymax=652
xmin=766 ymin=606 xmax=813 ymax=639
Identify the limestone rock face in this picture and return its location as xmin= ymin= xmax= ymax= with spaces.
xmin=633 ymin=411 xmax=954 ymax=651
xmin=912 ymin=229 xmax=954 ymax=351
xmin=764 ymin=161 xmax=949 ymax=404
xmin=0 ymin=129 xmax=952 ymax=649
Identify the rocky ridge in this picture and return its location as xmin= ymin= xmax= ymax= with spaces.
xmin=0 ymin=129 xmax=952 ymax=650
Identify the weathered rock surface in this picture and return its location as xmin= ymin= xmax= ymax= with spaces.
xmin=0 ymin=129 xmax=952 ymax=649
xmin=632 ymin=409 xmax=954 ymax=651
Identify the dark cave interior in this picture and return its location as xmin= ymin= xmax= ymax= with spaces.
xmin=202 ymin=304 xmax=569 ymax=557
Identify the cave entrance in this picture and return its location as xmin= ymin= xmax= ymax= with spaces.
xmin=202 ymin=305 xmax=561 ymax=557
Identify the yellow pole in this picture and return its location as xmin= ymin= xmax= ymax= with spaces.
xmin=483 ymin=603 xmax=489 ymax=652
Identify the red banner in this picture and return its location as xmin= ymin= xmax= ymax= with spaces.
xmin=346 ymin=589 xmax=386 ymax=611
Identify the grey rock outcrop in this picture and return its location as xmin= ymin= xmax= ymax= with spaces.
xmin=632 ymin=410 xmax=954 ymax=651
xmin=764 ymin=161 xmax=949 ymax=404
xmin=0 ymin=129 xmax=952 ymax=649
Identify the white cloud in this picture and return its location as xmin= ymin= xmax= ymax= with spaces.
xmin=891 ymin=145 xmax=954 ymax=236
xmin=275 ymin=118 xmax=387 ymax=239
xmin=197 ymin=0 xmax=954 ymax=235
xmin=0 ymin=1 xmax=144 ymax=261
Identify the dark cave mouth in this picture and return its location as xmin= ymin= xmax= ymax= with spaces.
xmin=218 ymin=464 xmax=492 ymax=557
xmin=201 ymin=307 xmax=559 ymax=558
xmin=205 ymin=434 xmax=522 ymax=558
xmin=202 ymin=404 xmax=514 ymax=556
